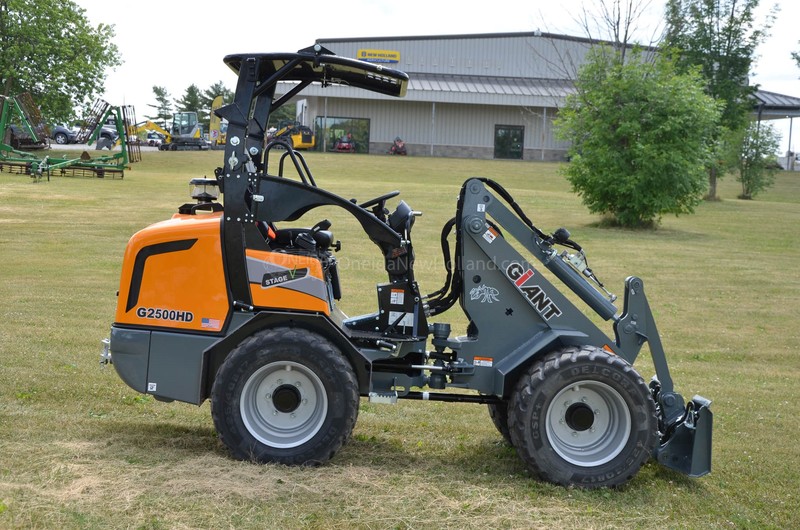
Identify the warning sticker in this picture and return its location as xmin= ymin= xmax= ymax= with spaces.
xmin=474 ymin=356 xmax=494 ymax=367
xmin=482 ymin=226 xmax=498 ymax=243
xmin=390 ymin=289 xmax=405 ymax=305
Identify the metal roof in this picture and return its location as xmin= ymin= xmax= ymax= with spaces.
xmin=754 ymin=90 xmax=800 ymax=119
xmin=317 ymin=30 xmax=654 ymax=52
xmin=409 ymin=73 xmax=574 ymax=98
xmin=291 ymin=73 xmax=576 ymax=107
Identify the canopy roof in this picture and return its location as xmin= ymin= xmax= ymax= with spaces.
xmin=754 ymin=90 xmax=800 ymax=120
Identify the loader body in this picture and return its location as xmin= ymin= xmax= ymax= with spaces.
xmin=103 ymin=46 xmax=712 ymax=488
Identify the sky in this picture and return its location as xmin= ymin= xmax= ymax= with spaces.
xmin=75 ymin=0 xmax=799 ymax=153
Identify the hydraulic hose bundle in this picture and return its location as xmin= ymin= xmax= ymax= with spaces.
xmin=424 ymin=178 xmax=551 ymax=316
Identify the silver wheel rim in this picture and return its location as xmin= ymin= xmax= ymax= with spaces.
xmin=240 ymin=361 xmax=327 ymax=449
xmin=545 ymin=381 xmax=631 ymax=467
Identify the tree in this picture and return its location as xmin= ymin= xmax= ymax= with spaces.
xmin=556 ymin=47 xmax=720 ymax=227
xmin=175 ymin=84 xmax=203 ymax=114
xmin=0 ymin=0 xmax=120 ymax=123
xmin=663 ymin=0 xmax=776 ymax=200
xmin=174 ymin=83 xmax=203 ymax=133
xmin=534 ymin=0 xmax=663 ymax=83
xmin=145 ymin=86 xmax=172 ymax=129
xmin=200 ymin=81 xmax=233 ymax=132
xmin=267 ymin=104 xmax=297 ymax=129
xmin=731 ymin=121 xmax=780 ymax=199
xmin=793 ymin=44 xmax=800 ymax=70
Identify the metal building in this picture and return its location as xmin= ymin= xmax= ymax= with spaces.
xmin=285 ymin=32 xmax=800 ymax=163
xmin=285 ymin=32 xmax=594 ymax=160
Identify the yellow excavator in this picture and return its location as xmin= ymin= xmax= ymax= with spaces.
xmin=133 ymin=112 xmax=208 ymax=151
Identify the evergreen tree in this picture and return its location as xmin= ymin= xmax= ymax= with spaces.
xmin=175 ymin=84 xmax=203 ymax=114
xmin=200 ymin=81 xmax=233 ymax=131
xmin=174 ymin=84 xmax=204 ymax=133
xmin=145 ymin=86 xmax=172 ymax=129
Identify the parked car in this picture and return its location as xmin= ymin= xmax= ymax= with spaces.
xmin=146 ymin=131 xmax=165 ymax=147
xmin=100 ymin=126 xmax=119 ymax=143
xmin=50 ymin=124 xmax=77 ymax=144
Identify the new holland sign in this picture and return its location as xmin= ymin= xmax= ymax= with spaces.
xmin=357 ymin=49 xmax=401 ymax=64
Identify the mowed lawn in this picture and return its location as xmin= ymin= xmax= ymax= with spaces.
xmin=1 ymin=149 xmax=798 ymax=529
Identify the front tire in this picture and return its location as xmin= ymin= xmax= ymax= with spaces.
xmin=211 ymin=327 xmax=359 ymax=466
xmin=508 ymin=346 xmax=657 ymax=488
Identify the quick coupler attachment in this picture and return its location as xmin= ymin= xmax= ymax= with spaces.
xmin=655 ymin=395 xmax=713 ymax=477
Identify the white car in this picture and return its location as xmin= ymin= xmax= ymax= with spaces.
xmin=146 ymin=131 xmax=165 ymax=146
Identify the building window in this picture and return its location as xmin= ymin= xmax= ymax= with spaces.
xmin=314 ymin=116 xmax=371 ymax=153
xmin=494 ymin=125 xmax=524 ymax=160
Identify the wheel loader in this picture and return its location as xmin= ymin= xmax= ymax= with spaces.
xmin=101 ymin=45 xmax=713 ymax=488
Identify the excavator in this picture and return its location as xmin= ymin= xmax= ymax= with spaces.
xmin=132 ymin=112 xmax=208 ymax=151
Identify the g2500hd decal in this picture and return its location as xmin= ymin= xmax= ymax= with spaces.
xmin=136 ymin=307 xmax=195 ymax=322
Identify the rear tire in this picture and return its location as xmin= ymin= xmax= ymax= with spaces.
xmin=211 ymin=327 xmax=359 ymax=466
xmin=488 ymin=401 xmax=512 ymax=445
xmin=508 ymin=345 xmax=657 ymax=488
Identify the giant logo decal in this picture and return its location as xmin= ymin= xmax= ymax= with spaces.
xmin=505 ymin=263 xmax=562 ymax=320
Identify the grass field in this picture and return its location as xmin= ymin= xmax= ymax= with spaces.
xmin=1 ymin=150 xmax=798 ymax=529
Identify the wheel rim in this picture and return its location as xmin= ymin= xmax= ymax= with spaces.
xmin=240 ymin=361 xmax=327 ymax=449
xmin=545 ymin=381 xmax=631 ymax=467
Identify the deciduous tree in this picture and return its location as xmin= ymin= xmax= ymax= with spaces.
xmin=556 ymin=47 xmax=719 ymax=227
xmin=663 ymin=0 xmax=776 ymax=199
xmin=731 ymin=121 xmax=780 ymax=199
xmin=0 ymin=0 xmax=120 ymax=123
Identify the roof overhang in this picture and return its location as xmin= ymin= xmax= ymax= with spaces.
xmin=753 ymin=90 xmax=800 ymax=120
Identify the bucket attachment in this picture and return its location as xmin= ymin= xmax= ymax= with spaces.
xmin=655 ymin=395 xmax=713 ymax=477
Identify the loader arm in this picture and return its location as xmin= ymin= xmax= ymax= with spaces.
xmin=432 ymin=178 xmax=712 ymax=478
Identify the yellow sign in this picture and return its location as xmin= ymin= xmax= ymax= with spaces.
xmin=357 ymin=49 xmax=400 ymax=64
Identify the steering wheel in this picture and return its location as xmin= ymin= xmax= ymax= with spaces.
xmin=359 ymin=191 xmax=400 ymax=209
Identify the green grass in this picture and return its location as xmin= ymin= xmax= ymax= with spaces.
xmin=1 ymin=150 xmax=798 ymax=528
